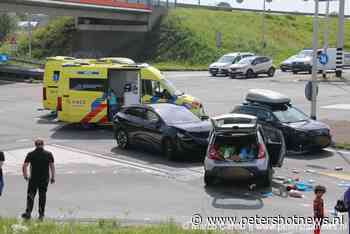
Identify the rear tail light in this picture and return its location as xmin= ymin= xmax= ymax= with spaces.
xmin=207 ymin=145 xmax=222 ymax=160
xmin=43 ymin=87 xmax=47 ymax=100
xmin=57 ymin=97 xmax=62 ymax=111
xmin=258 ymin=143 xmax=265 ymax=159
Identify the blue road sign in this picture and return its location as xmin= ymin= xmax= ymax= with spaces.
xmin=318 ymin=52 xmax=329 ymax=65
xmin=0 ymin=54 xmax=9 ymax=63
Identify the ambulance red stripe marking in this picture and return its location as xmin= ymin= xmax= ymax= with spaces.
xmin=99 ymin=115 xmax=108 ymax=123
xmin=80 ymin=104 xmax=107 ymax=123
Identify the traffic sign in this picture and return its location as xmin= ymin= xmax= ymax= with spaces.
xmin=318 ymin=52 xmax=328 ymax=65
xmin=0 ymin=54 xmax=9 ymax=63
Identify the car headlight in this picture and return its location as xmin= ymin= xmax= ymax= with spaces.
xmin=177 ymin=132 xmax=192 ymax=141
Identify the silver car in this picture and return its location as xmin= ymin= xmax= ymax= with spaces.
xmin=204 ymin=113 xmax=286 ymax=187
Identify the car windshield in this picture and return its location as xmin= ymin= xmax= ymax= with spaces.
xmin=273 ymin=105 xmax=309 ymax=123
xmin=238 ymin=57 xmax=254 ymax=65
xmin=154 ymin=106 xmax=201 ymax=124
xmin=296 ymin=50 xmax=312 ymax=58
xmin=161 ymin=78 xmax=183 ymax=96
xmin=218 ymin=55 xmax=236 ymax=63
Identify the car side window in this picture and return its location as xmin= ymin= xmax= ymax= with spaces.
xmin=125 ymin=108 xmax=146 ymax=119
xmin=262 ymin=57 xmax=270 ymax=63
xmin=256 ymin=109 xmax=274 ymax=122
xmin=146 ymin=110 xmax=160 ymax=123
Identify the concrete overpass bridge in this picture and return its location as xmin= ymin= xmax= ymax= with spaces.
xmin=0 ymin=0 xmax=166 ymax=57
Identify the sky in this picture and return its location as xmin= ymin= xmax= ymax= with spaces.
xmin=176 ymin=0 xmax=350 ymax=15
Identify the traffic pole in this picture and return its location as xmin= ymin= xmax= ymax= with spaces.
xmin=336 ymin=0 xmax=345 ymax=78
xmin=311 ymin=0 xmax=319 ymax=120
xmin=261 ymin=0 xmax=266 ymax=54
xmin=322 ymin=0 xmax=330 ymax=79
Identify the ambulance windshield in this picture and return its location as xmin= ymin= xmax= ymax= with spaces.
xmin=161 ymin=79 xmax=183 ymax=96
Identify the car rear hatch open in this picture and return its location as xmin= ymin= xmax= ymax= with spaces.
xmin=210 ymin=114 xmax=259 ymax=162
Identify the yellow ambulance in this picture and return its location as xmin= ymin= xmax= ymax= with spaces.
xmin=42 ymin=56 xmax=76 ymax=111
xmin=55 ymin=63 xmax=206 ymax=124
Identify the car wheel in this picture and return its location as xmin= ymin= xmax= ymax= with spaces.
xmin=115 ymin=129 xmax=129 ymax=149
xmin=281 ymin=68 xmax=286 ymax=72
xmin=259 ymin=165 xmax=272 ymax=188
xmin=204 ymin=171 xmax=216 ymax=187
xmin=267 ymin=67 xmax=276 ymax=77
xmin=163 ymin=138 xmax=177 ymax=161
xmin=292 ymin=70 xmax=298 ymax=74
xmin=229 ymin=74 xmax=236 ymax=79
xmin=211 ymin=73 xmax=217 ymax=77
xmin=308 ymin=69 xmax=312 ymax=74
xmin=246 ymin=69 xmax=255 ymax=79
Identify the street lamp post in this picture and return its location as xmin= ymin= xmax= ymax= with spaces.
xmin=311 ymin=0 xmax=319 ymax=120
xmin=237 ymin=0 xmax=270 ymax=53
xmin=336 ymin=0 xmax=345 ymax=78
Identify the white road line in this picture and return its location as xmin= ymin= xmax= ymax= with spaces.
xmin=51 ymin=144 xmax=173 ymax=176
xmin=321 ymin=104 xmax=350 ymax=110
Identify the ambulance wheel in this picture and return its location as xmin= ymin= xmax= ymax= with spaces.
xmin=116 ymin=129 xmax=129 ymax=149
xmin=163 ymin=138 xmax=177 ymax=161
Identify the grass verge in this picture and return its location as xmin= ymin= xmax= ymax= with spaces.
xmin=0 ymin=218 xmax=229 ymax=234
xmin=334 ymin=143 xmax=350 ymax=151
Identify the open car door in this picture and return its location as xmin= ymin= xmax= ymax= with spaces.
xmin=262 ymin=125 xmax=286 ymax=167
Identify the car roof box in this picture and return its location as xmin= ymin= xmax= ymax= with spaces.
xmin=246 ymin=89 xmax=291 ymax=104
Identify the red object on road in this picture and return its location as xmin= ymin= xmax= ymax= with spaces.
xmin=64 ymin=0 xmax=152 ymax=10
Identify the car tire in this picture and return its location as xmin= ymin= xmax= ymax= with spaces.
xmin=292 ymin=70 xmax=298 ymax=74
xmin=267 ymin=67 xmax=276 ymax=77
xmin=229 ymin=74 xmax=236 ymax=79
xmin=204 ymin=171 xmax=216 ymax=187
xmin=163 ymin=138 xmax=177 ymax=161
xmin=281 ymin=68 xmax=286 ymax=72
xmin=211 ymin=73 xmax=217 ymax=77
xmin=308 ymin=69 xmax=312 ymax=74
xmin=115 ymin=129 xmax=129 ymax=149
xmin=246 ymin=69 xmax=255 ymax=79
xmin=259 ymin=165 xmax=272 ymax=188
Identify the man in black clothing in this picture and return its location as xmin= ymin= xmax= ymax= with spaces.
xmin=0 ymin=151 xmax=4 ymax=196
xmin=21 ymin=139 xmax=55 ymax=220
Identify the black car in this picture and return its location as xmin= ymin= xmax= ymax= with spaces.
xmin=232 ymin=89 xmax=332 ymax=153
xmin=113 ymin=103 xmax=212 ymax=160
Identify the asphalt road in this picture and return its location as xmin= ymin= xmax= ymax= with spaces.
xmin=1 ymin=71 xmax=350 ymax=234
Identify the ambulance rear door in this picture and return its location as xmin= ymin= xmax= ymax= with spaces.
xmin=108 ymin=68 xmax=141 ymax=107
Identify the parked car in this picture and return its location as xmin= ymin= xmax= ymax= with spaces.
xmin=232 ymin=89 xmax=332 ymax=153
xmin=204 ymin=113 xmax=286 ymax=187
xmin=208 ymin=52 xmax=254 ymax=76
xmin=113 ymin=103 xmax=211 ymax=160
xmin=228 ymin=56 xmax=275 ymax=79
xmin=280 ymin=55 xmax=297 ymax=72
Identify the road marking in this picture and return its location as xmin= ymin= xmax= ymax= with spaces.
xmin=321 ymin=104 xmax=350 ymax=110
xmin=317 ymin=171 xmax=350 ymax=181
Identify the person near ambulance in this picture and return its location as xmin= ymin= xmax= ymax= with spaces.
xmin=107 ymin=88 xmax=118 ymax=120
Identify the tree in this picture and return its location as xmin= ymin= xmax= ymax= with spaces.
xmin=0 ymin=14 xmax=16 ymax=42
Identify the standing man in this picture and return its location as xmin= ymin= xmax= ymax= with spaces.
xmin=21 ymin=139 xmax=55 ymax=220
xmin=0 ymin=151 xmax=5 ymax=196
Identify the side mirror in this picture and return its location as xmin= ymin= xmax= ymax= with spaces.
xmin=201 ymin=115 xmax=210 ymax=121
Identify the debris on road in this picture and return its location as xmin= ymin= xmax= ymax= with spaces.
xmin=305 ymin=169 xmax=316 ymax=173
xmin=288 ymin=190 xmax=304 ymax=198
xmin=261 ymin=191 xmax=273 ymax=198
xmin=292 ymin=169 xmax=300 ymax=174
